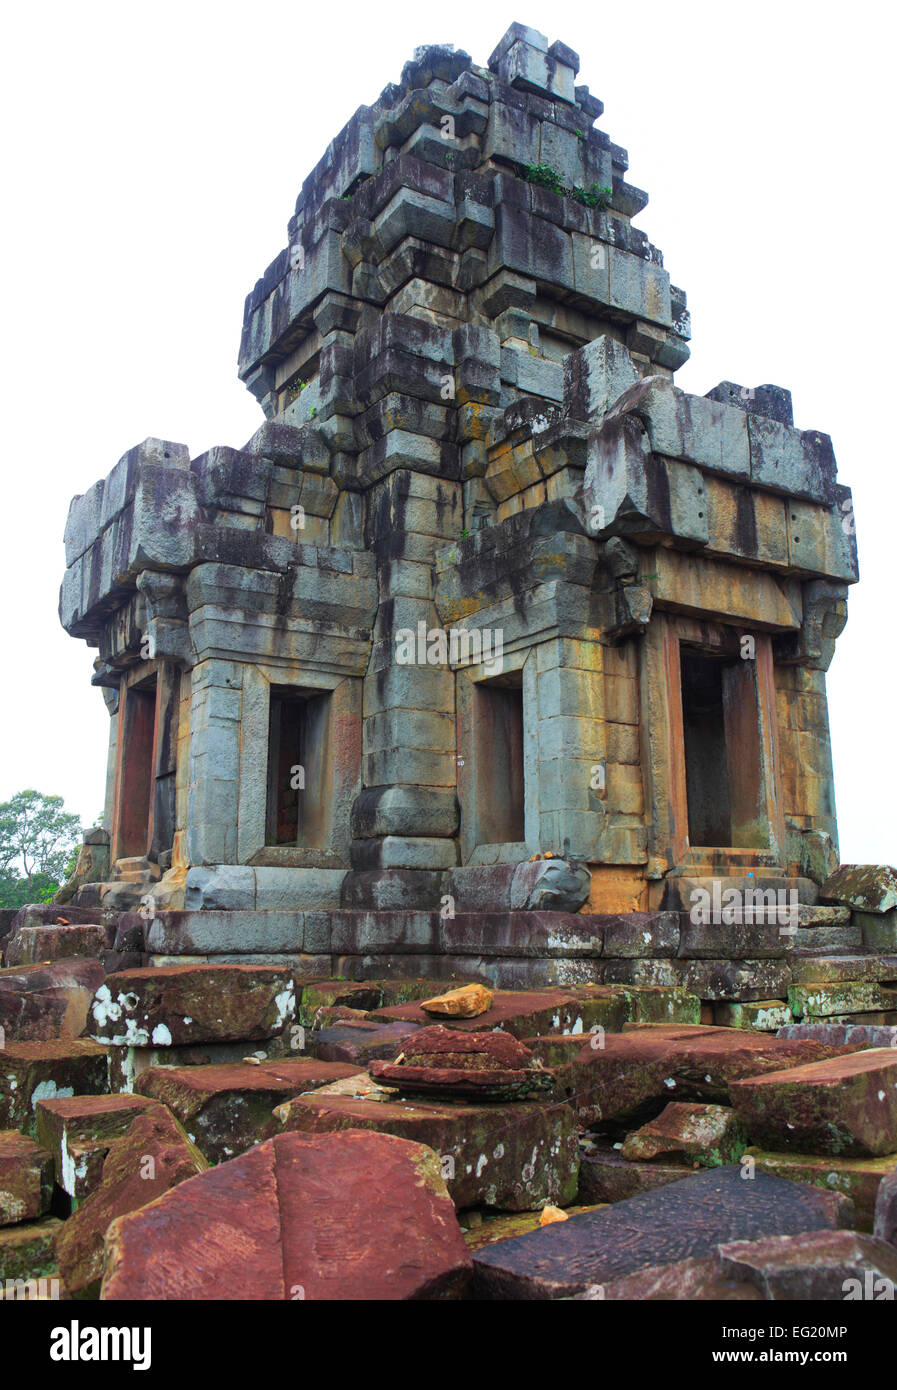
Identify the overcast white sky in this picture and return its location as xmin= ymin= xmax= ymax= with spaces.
xmin=2 ymin=0 xmax=893 ymax=863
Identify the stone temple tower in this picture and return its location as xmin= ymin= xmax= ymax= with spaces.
xmin=57 ymin=24 xmax=863 ymax=1004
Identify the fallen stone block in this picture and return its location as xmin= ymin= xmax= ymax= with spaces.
xmin=90 ymin=964 xmax=297 ymax=1046
xmin=857 ymin=909 xmax=897 ymax=952
xmin=5 ymin=924 xmax=109 ymax=968
xmin=0 ymin=1217 xmax=63 ymax=1284
xmin=609 ymin=984 xmax=700 ymax=1024
xmin=371 ymin=985 xmax=634 ymax=1038
xmin=621 ymin=1103 xmax=746 ymax=1167
xmin=297 ymin=978 xmax=386 ymax=1027
xmin=820 ymin=865 xmax=897 ymax=914
xmin=716 ymin=1229 xmax=897 ymax=1300
xmin=0 ymin=959 xmax=105 ymax=1041
xmin=134 ymin=1058 xmax=362 ymax=1163
xmin=0 ymin=1131 xmax=54 ymax=1225
xmin=577 ymin=1145 xmax=694 ymax=1205
xmin=370 ymin=1025 xmax=556 ymax=1101
xmin=874 ymin=1167 xmax=897 ymax=1246
xmin=306 ymin=1019 xmax=420 ymax=1065
xmin=745 ymin=1147 xmax=897 ymax=1231
xmin=571 ymin=1027 xmax=858 ymax=1128
xmin=34 ymin=1094 xmax=164 ymax=1205
xmin=101 ymin=1130 xmax=472 ymax=1299
xmin=56 ymin=1107 xmax=208 ymax=1299
xmin=0 ymin=1040 xmax=109 ymax=1134
xmin=789 ymin=952 xmax=897 ymax=984
xmin=107 ymin=1037 xmax=286 ymax=1094
xmin=274 ymin=1091 xmax=578 ymax=1211
xmin=471 ymin=1166 xmax=852 ymax=1299
xmin=731 ymin=1049 xmax=897 ymax=1157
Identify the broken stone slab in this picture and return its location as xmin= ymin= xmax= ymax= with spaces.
xmin=370 ymin=1025 xmax=556 ymax=1101
xmin=0 ymin=958 xmax=106 ymax=1041
xmin=716 ymin=1229 xmax=897 ymax=1301
xmin=874 ymin=1166 xmax=897 ymax=1246
xmin=307 ymin=1019 xmax=421 ymax=1066
xmin=471 ymin=1166 xmax=852 ymax=1299
xmin=599 ymin=913 xmax=681 ymax=958
xmin=274 ymin=1091 xmax=578 ymax=1211
xmin=714 ymin=1000 xmax=794 ymax=1031
xmin=621 ymin=1102 xmax=747 ymax=1167
xmin=0 ymin=1131 xmax=54 ymax=1225
xmin=577 ymin=1145 xmax=694 ymax=1205
xmin=0 ymin=1040 xmax=109 ymax=1134
xmin=4 ymin=924 xmax=109 ymax=968
xmin=820 ymin=865 xmax=897 ymax=914
xmin=745 ymin=1147 xmax=897 ymax=1231
xmin=419 ymin=983 xmax=493 ymax=1018
xmin=788 ymin=981 xmax=897 ymax=1018
xmin=134 ymin=1058 xmax=363 ymax=1164
xmin=370 ymin=985 xmax=641 ymax=1039
xmin=90 ymin=964 xmax=297 ymax=1046
xmin=107 ymin=1037 xmax=289 ymax=1094
xmin=56 ymin=1107 xmax=208 ymax=1299
xmin=0 ymin=1217 xmax=63 ymax=1284
xmin=101 ymin=1130 xmax=472 ymax=1300
xmin=34 ymin=1094 xmax=164 ymax=1205
xmin=732 ymin=1050 xmax=897 ymax=1157
xmin=571 ymin=1027 xmax=859 ymax=1129
xmin=778 ymin=1022 xmax=897 ymax=1047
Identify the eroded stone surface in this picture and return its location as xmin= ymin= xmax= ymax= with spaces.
xmin=0 ymin=1040 xmax=109 ymax=1135
xmin=472 ymin=1166 xmax=852 ymax=1298
xmin=101 ymin=1130 xmax=471 ymax=1300
xmin=621 ymin=1102 xmax=746 ymax=1167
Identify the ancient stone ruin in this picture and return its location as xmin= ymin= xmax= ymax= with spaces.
xmin=2 ymin=23 xmax=896 ymax=1305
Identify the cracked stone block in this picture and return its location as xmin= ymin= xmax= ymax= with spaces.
xmin=621 ymin=1102 xmax=746 ymax=1167
xmin=731 ymin=1050 xmax=897 ymax=1157
xmin=0 ymin=1040 xmax=109 ymax=1135
xmin=275 ymin=1090 xmax=578 ymax=1211
xmin=56 ymin=1107 xmax=208 ymax=1299
xmin=0 ymin=1131 xmax=54 ymax=1226
xmin=101 ymin=1130 xmax=471 ymax=1300
xmin=34 ymin=1094 xmax=164 ymax=1205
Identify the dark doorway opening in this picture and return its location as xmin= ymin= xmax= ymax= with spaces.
xmin=680 ymin=644 xmax=769 ymax=850
xmin=474 ymin=681 xmax=525 ymax=844
xmin=265 ymin=688 xmax=331 ymax=848
xmin=117 ymin=681 xmax=157 ymax=859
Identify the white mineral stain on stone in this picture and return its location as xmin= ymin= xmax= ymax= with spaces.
xmin=493 ymin=1143 xmax=504 ymax=1159
xmin=274 ymin=984 xmax=295 ymax=1026
xmin=475 ymin=1154 xmax=488 ymax=1177
xmin=183 ymin=1017 xmax=192 ymax=1025
xmin=664 ymin=1077 xmax=676 ymax=1088
xmin=152 ymin=1024 xmax=173 ymax=1046
xmin=878 ymin=1090 xmax=886 ymax=1102
xmin=31 ymin=1080 xmax=73 ymax=1109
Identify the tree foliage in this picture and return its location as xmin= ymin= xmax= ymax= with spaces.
xmin=0 ymin=791 xmax=82 ymax=907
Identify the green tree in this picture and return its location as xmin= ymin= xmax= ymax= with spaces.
xmin=0 ymin=791 xmax=82 ymax=907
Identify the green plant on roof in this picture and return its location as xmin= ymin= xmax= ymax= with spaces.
xmin=285 ymin=377 xmax=309 ymax=405
xmin=522 ymin=164 xmax=612 ymax=211
xmin=523 ymin=163 xmax=566 ymax=196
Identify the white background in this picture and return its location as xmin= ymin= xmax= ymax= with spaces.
xmin=2 ymin=0 xmax=893 ymax=861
